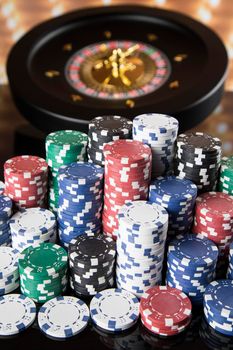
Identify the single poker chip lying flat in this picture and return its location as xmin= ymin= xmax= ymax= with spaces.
xmin=90 ymin=288 xmax=140 ymax=332
xmin=140 ymin=285 xmax=192 ymax=328
xmin=38 ymin=296 xmax=89 ymax=339
xmin=0 ymin=294 xmax=36 ymax=336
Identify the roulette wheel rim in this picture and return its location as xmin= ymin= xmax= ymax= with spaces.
xmin=7 ymin=5 xmax=228 ymax=133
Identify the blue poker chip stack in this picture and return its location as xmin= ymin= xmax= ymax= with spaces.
xmin=133 ymin=113 xmax=179 ymax=178
xmin=58 ymin=162 xmax=104 ymax=247
xmin=149 ymin=176 xmax=197 ymax=237
xmin=0 ymin=195 xmax=13 ymax=247
xmin=227 ymin=241 xmax=233 ymax=279
xmin=204 ymin=280 xmax=233 ymax=336
xmin=116 ymin=200 xmax=168 ymax=298
xmin=166 ymin=233 xmax=218 ymax=306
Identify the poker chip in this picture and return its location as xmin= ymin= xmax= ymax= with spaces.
xmin=227 ymin=242 xmax=233 ymax=279
xmin=58 ymin=162 xmax=104 ymax=246
xmin=0 ymin=247 xmax=19 ymax=295
xmin=46 ymin=130 xmax=88 ymax=211
xmin=0 ymin=294 xmax=36 ymax=336
xmin=140 ymin=286 xmax=192 ymax=337
xmin=116 ymin=201 xmax=168 ymax=298
xmin=193 ymin=192 xmax=233 ymax=259
xmin=38 ymin=296 xmax=89 ymax=339
xmin=0 ymin=195 xmax=13 ymax=247
xmin=166 ymin=233 xmax=218 ymax=306
xmin=149 ymin=176 xmax=197 ymax=237
xmin=103 ymin=140 xmax=152 ymax=239
xmin=133 ymin=113 xmax=179 ymax=178
xmin=18 ymin=243 xmax=68 ymax=303
xmin=4 ymin=155 xmax=48 ymax=209
xmin=219 ymin=156 xmax=233 ymax=195
xmin=90 ymin=288 xmax=140 ymax=332
xmin=88 ymin=115 xmax=132 ymax=166
xmin=175 ymin=132 xmax=222 ymax=193
xmin=69 ymin=232 xmax=116 ymax=296
xmin=203 ymin=280 xmax=233 ymax=336
xmin=9 ymin=208 xmax=57 ymax=252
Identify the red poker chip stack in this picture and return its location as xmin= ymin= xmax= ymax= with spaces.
xmin=193 ymin=192 xmax=233 ymax=259
xmin=103 ymin=139 xmax=152 ymax=239
xmin=140 ymin=286 xmax=192 ymax=337
xmin=4 ymin=155 xmax=48 ymax=209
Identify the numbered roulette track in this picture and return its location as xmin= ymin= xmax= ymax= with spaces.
xmin=7 ymin=5 xmax=228 ymax=133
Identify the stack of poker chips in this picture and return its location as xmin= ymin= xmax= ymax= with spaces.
xmin=193 ymin=192 xmax=233 ymax=259
xmin=88 ymin=115 xmax=133 ymax=166
xmin=203 ymin=280 xmax=233 ymax=336
xmin=9 ymin=208 xmax=57 ymax=252
xmin=4 ymin=155 xmax=48 ymax=208
xmin=69 ymin=232 xmax=116 ymax=296
xmin=140 ymin=286 xmax=192 ymax=337
xmin=218 ymin=156 xmax=233 ymax=195
xmin=46 ymin=130 xmax=88 ymax=212
xmin=103 ymin=140 xmax=152 ymax=239
xmin=38 ymin=296 xmax=90 ymax=339
xmin=133 ymin=113 xmax=179 ymax=178
xmin=19 ymin=243 xmax=68 ymax=303
xmin=227 ymin=242 xmax=233 ymax=279
xmin=116 ymin=201 xmax=168 ymax=298
xmin=175 ymin=132 xmax=222 ymax=193
xmin=90 ymin=288 xmax=140 ymax=332
xmin=0 ymin=195 xmax=12 ymax=246
xmin=149 ymin=176 xmax=197 ymax=237
xmin=0 ymin=247 xmax=19 ymax=295
xmin=166 ymin=233 xmax=218 ymax=306
xmin=58 ymin=162 xmax=104 ymax=248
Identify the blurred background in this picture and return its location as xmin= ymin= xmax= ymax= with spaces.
xmin=0 ymin=0 xmax=232 ymax=164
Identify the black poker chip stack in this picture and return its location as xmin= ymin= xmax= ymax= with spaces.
xmin=175 ymin=132 xmax=222 ymax=193
xmin=87 ymin=115 xmax=132 ymax=166
xmin=68 ymin=232 xmax=116 ymax=296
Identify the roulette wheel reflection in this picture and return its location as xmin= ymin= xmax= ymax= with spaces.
xmin=7 ymin=6 xmax=228 ymax=133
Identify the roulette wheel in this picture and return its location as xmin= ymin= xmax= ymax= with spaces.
xmin=7 ymin=5 xmax=228 ymax=133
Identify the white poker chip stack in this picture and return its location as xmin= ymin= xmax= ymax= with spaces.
xmin=0 ymin=247 xmax=19 ymax=295
xmin=9 ymin=208 xmax=57 ymax=252
xmin=116 ymin=200 xmax=168 ymax=298
xmin=133 ymin=113 xmax=179 ymax=178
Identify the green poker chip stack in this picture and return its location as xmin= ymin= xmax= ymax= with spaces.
xmin=18 ymin=243 xmax=68 ymax=303
xmin=46 ymin=130 xmax=88 ymax=212
xmin=219 ymin=156 xmax=233 ymax=195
